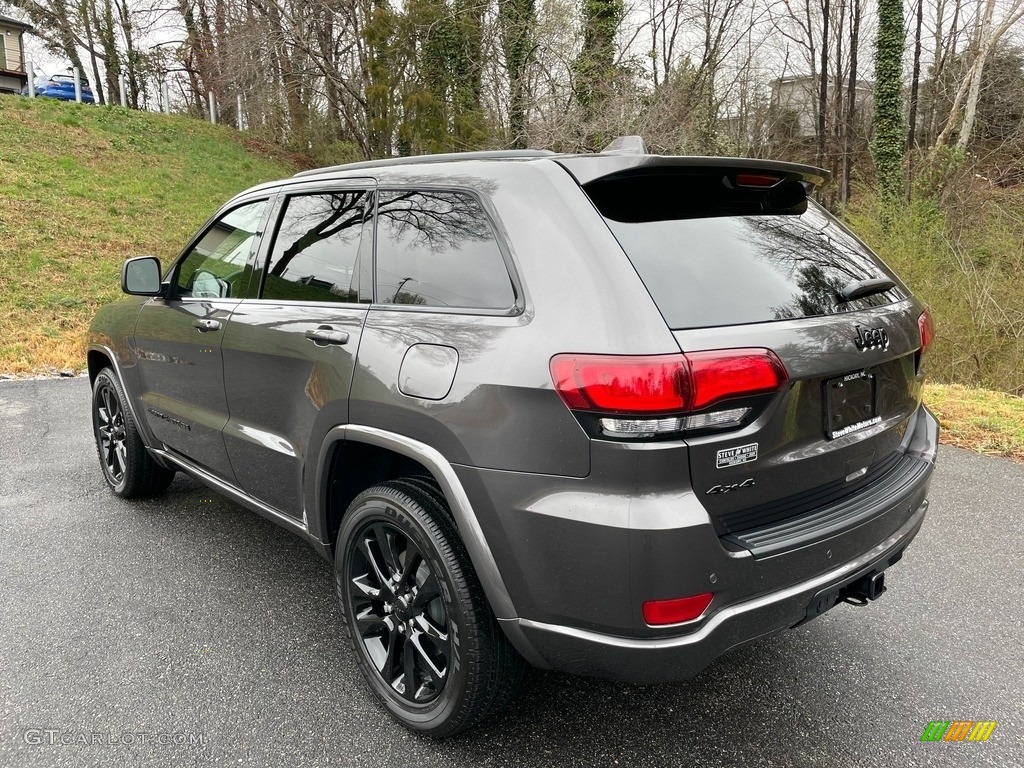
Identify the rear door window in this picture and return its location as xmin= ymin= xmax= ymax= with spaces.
xmin=374 ymin=189 xmax=515 ymax=309
xmin=261 ymin=190 xmax=370 ymax=303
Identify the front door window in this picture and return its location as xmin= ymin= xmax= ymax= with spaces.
xmin=176 ymin=201 xmax=267 ymax=299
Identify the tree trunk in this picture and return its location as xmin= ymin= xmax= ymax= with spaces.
xmin=956 ymin=0 xmax=997 ymax=150
xmin=98 ymin=0 xmax=121 ymax=104
xmin=904 ymin=0 xmax=923 ymax=198
xmin=499 ymin=0 xmax=536 ymax=148
xmin=816 ymin=0 xmax=828 ymax=167
xmin=115 ymin=0 xmax=141 ymax=107
xmin=906 ymin=0 xmax=923 ymax=153
xmin=574 ymin=0 xmax=624 ymax=137
xmin=841 ymin=0 xmax=861 ymax=205
xmin=78 ymin=0 xmax=107 ymax=105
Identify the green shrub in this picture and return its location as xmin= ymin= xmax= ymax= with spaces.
xmin=845 ymin=185 xmax=1024 ymax=395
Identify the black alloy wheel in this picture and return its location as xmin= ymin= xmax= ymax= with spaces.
xmin=95 ymin=378 xmax=128 ymax=485
xmin=91 ymin=368 xmax=175 ymax=498
xmin=336 ymin=480 xmax=524 ymax=737
xmin=348 ymin=521 xmax=451 ymax=703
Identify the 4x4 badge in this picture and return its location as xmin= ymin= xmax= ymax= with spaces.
xmin=706 ymin=478 xmax=755 ymax=495
xmin=854 ymin=325 xmax=889 ymax=351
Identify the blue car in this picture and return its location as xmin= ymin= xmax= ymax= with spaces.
xmin=26 ymin=74 xmax=95 ymax=103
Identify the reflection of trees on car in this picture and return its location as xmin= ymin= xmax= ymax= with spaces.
xmin=376 ymin=190 xmax=511 ymax=308
xmin=262 ymin=186 xmax=511 ymax=309
xmin=263 ymin=191 xmax=368 ymax=303
xmin=725 ymin=207 xmax=896 ymax=320
xmin=376 ymin=190 xmax=493 ymax=253
xmin=270 ymin=191 xmax=368 ymax=278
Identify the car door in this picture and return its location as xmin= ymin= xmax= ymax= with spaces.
xmin=134 ymin=196 xmax=273 ymax=481
xmin=220 ymin=181 xmax=374 ymax=520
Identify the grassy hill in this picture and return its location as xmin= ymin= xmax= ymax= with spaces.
xmin=0 ymin=95 xmax=297 ymax=373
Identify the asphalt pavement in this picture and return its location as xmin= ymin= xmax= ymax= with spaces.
xmin=0 ymin=378 xmax=1021 ymax=767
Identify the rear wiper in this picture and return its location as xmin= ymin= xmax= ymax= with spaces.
xmin=837 ymin=277 xmax=896 ymax=303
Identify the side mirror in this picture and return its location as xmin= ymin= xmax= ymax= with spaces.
xmin=122 ymin=256 xmax=163 ymax=296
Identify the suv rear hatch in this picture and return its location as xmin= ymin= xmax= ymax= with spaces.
xmin=557 ymin=156 xmax=932 ymax=556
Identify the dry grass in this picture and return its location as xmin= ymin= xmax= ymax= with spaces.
xmin=923 ymin=383 xmax=1024 ymax=463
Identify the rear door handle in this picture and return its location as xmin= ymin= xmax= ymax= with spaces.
xmin=305 ymin=327 xmax=350 ymax=346
xmin=193 ymin=318 xmax=221 ymax=332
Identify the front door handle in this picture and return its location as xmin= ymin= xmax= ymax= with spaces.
xmin=193 ymin=318 xmax=221 ymax=332
xmin=305 ymin=326 xmax=350 ymax=346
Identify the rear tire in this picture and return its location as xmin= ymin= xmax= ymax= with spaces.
xmin=335 ymin=480 xmax=524 ymax=737
xmin=91 ymin=368 xmax=175 ymax=498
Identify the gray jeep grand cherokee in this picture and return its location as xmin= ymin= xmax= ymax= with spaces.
xmin=88 ymin=139 xmax=938 ymax=736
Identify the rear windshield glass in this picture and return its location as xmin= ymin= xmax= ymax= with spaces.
xmin=599 ymin=193 xmax=901 ymax=329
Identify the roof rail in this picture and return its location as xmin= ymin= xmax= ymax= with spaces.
xmin=293 ymin=149 xmax=555 ymax=178
xmin=601 ymin=136 xmax=648 ymax=155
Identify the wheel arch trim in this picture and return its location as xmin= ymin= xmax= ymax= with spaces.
xmin=316 ymin=424 xmax=517 ymax=619
xmin=87 ymin=343 xmax=161 ymax=451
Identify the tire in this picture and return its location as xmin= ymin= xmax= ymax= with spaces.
xmin=91 ymin=368 xmax=175 ymax=498
xmin=335 ymin=480 xmax=525 ymax=737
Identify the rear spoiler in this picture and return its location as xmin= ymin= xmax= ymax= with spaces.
xmin=555 ymin=155 xmax=829 ymax=189
xmin=557 ymin=155 xmax=830 ymax=222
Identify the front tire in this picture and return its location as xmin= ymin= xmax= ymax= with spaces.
xmin=91 ymin=368 xmax=174 ymax=498
xmin=335 ymin=480 xmax=523 ymax=737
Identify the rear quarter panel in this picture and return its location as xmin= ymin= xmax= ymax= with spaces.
xmin=346 ymin=160 xmax=684 ymax=477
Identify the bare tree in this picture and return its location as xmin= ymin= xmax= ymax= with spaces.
xmin=932 ymin=0 xmax=1024 ymax=152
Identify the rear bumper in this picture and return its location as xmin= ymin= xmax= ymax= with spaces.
xmin=500 ymin=498 xmax=926 ymax=682
xmin=458 ymin=404 xmax=938 ymax=681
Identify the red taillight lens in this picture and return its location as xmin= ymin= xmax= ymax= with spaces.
xmin=686 ymin=349 xmax=788 ymax=410
xmin=549 ymin=349 xmax=787 ymax=415
xmin=918 ymin=309 xmax=934 ymax=354
xmin=549 ymin=354 xmax=690 ymax=413
xmin=643 ymin=592 xmax=714 ymax=625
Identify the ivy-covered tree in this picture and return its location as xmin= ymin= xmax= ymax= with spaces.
xmin=871 ymin=0 xmax=905 ymax=209
xmin=399 ymin=0 xmax=488 ymax=154
xmin=573 ymin=0 xmax=623 ymax=137
xmin=363 ymin=0 xmax=399 ymax=158
xmin=498 ymin=0 xmax=536 ymax=148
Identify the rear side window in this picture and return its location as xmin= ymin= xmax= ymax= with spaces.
xmin=375 ymin=190 xmax=515 ymax=309
xmin=591 ymin=175 xmax=902 ymax=329
xmin=262 ymin=190 xmax=369 ymax=303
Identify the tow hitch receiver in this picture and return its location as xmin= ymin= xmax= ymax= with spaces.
xmin=847 ymin=571 xmax=886 ymax=602
xmin=803 ymin=570 xmax=888 ymax=622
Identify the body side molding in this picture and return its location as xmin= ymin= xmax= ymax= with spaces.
xmin=153 ymin=448 xmax=312 ymax=536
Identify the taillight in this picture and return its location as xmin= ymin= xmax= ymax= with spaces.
xmin=548 ymin=355 xmax=690 ymax=413
xmin=549 ymin=349 xmax=788 ymax=438
xmin=686 ymin=349 xmax=788 ymax=410
xmin=918 ymin=309 xmax=934 ymax=354
xmin=643 ymin=592 xmax=714 ymax=625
